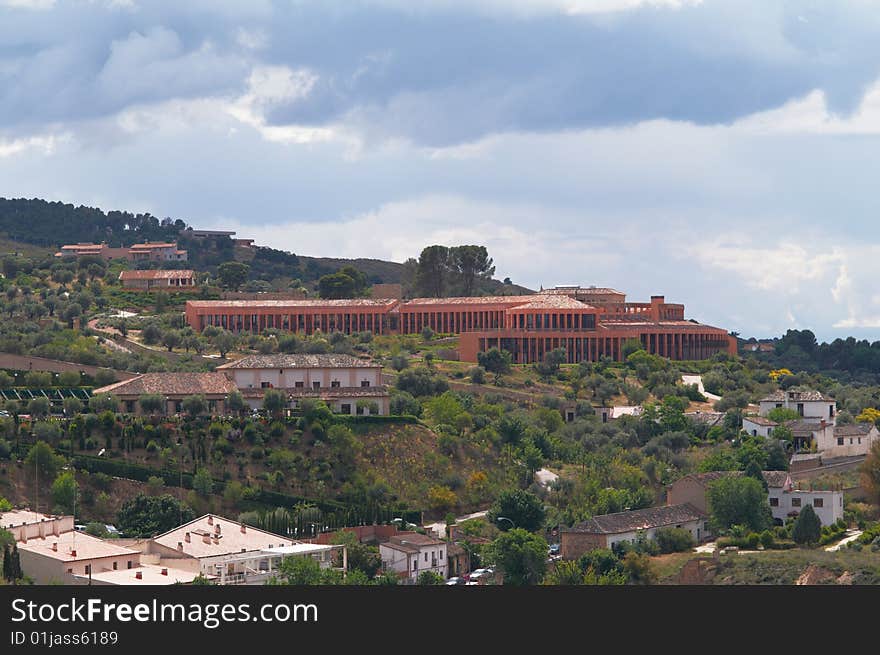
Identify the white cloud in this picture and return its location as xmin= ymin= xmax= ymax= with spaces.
xmin=225 ymin=65 xmax=343 ymax=145
xmin=197 ymin=194 xmax=623 ymax=288
xmin=0 ymin=133 xmax=65 ymax=157
xmin=734 ymin=81 xmax=880 ymax=135
xmin=0 ymin=0 xmax=55 ymax=9
xmin=364 ymin=0 xmax=698 ymax=17
xmin=683 ymin=236 xmax=843 ymax=293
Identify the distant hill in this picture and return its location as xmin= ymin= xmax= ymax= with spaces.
xmin=0 ymin=197 xmax=532 ymax=295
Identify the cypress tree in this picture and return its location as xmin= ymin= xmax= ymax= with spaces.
xmin=792 ymin=504 xmax=822 ymax=545
xmin=2 ymin=544 xmax=11 ymax=582
xmin=10 ymin=543 xmax=23 ymax=583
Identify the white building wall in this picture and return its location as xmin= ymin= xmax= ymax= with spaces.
xmin=816 ymin=426 xmax=879 ymax=458
xmin=759 ymin=399 xmax=835 ymax=423
xmin=743 ymin=418 xmax=775 ymax=438
xmin=604 ymin=519 xmax=706 ymax=550
xmin=769 ymin=490 xmax=843 ymax=526
xmin=230 ymin=366 xmax=380 ymax=390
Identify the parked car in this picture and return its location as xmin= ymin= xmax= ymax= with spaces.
xmin=445 ymin=576 xmax=466 ymax=585
xmin=548 ymin=543 xmax=560 ymax=556
xmin=465 ymin=568 xmax=492 ymax=584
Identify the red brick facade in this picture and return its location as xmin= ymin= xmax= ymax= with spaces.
xmin=185 ymin=291 xmax=735 ymax=364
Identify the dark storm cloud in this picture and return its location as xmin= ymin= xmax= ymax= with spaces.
xmin=2 ymin=1 xmax=880 ymax=144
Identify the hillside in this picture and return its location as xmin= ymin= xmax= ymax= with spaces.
xmin=0 ymin=197 xmax=532 ymax=295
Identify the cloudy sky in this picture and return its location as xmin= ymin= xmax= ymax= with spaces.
xmin=2 ymin=0 xmax=880 ymax=341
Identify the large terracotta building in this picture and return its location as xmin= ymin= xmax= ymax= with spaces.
xmin=184 ymin=285 xmax=735 ymax=364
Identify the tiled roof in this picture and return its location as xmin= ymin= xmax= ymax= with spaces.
xmin=187 ymin=298 xmax=399 ymax=309
xmin=761 ymin=471 xmax=791 ymax=489
xmin=128 ymin=242 xmax=179 ymax=250
xmin=783 ymin=420 xmax=823 ymax=436
xmin=400 ymin=295 xmax=534 ymax=307
xmin=119 ymin=269 xmax=194 ymax=280
xmin=563 ymin=503 xmax=705 ymax=535
xmin=218 ymin=353 xmax=379 ymax=370
xmin=761 ymin=390 xmax=834 ymax=402
xmin=743 ymin=415 xmax=779 ymax=427
xmin=834 ymin=424 xmax=873 ymax=437
xmin=508 ymin=295 xmax=596 ymax=310
xmin=542 ymin=286 xmax=625 ymax=295
xmin=93 ymin=372 xmax=238 ymax=397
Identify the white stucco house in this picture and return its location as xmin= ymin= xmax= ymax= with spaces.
xmin=816 ymin=423 xmax=879 ymax=458
xmin=759 ymin=390 xmax=836 ymax=424
xmin=764 ymin=471 xmax=843 ymax=526
xmin=218 ymin=353 xmax=390 ymax=415
xmin=379 ymin=533 xmax=448 ymax=583
xmin=743 ymin=415 xmax=779 ymax=438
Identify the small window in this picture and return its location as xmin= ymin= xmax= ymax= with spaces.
xmin=837 ymin=438 xmax=844 ymax=446
xmin=813 ymin=498 xmax=823 ymax=508
xmin=850 ymin=439 xmax=854 ymax=445
xmin=858 ymin=438 xmax=862 ymax=444
xmin=127 ymin=560 xmax=133 ymax=569
xmin=261 ymin=382 xmax=271 ymax=388
xmin=113 ymin=562 xmax=118 ymax=570
xmin=341 ymin=404 xmax=351 ymax=414
xmin=295 ymin=381 xmax=304 ymax=388
xmin=331 ymin=381 xmax=340 ymax=388
xmin=85 ymin=565 xmax=91 ymax=575
xmin=312 ymin=381 xmax=321 ymax=389
xmin=792 ymin=498 xmax=801 ymax=507
xmin=769 ymin=497 xmax=779 ymax=507
xmin=424 ymin=553 xmax=428 ymax=562
xmin=361 ymin=380 xmax=370 ymax=387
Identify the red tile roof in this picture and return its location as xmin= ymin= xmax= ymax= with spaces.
xmin=94 ymin=372 xmax=237 ymax=397
xmin=119 ymin=269 xmax=194 ymax=280
xmin=187 ymin=298 xmax=399 ymax=309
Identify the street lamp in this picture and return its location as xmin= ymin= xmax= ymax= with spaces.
xmin=496 ymin=516 xmax=515 ymax=530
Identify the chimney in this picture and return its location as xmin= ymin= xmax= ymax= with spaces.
xmin=185 ymin=532 xmax=191 ymax=543
xmin=240 ymin=524 xmax=246 ymax=534
xmin=52 ymin=542 xmax=57 ymax=551
xmin=202 ymin=534 xmax=211 ymax=544
xmin=207 ymin=516 xmax=213 ymax=526
xmin=135 ymin=571 xmax=142 ymax=580
xmin=70 ymin=549 xmax=77 ymax=558
xmin=214 ymin=523 xmax=221 ymax=535
xmin=177 ymin=542 xmax=183 ymax=551
xmin=161 ymin=568 xmax=168 ymax=576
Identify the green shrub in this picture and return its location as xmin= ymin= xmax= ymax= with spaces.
xmin=654 ymin=527 xmax=695 ymax=554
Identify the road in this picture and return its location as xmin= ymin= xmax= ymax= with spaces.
xmin=825 ymin=530 xmax=862 ymax=552
xmin=681 ymin=374 xmax=722 ymax=402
